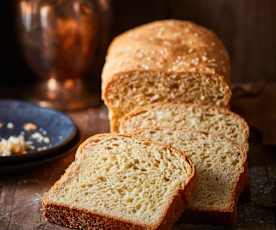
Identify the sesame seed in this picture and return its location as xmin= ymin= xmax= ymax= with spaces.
xmin=156 ymin=27 xmax=165 ymax=37
xmin=202 ymin=56 xmax=207 ymax=62
xmin=188 ymin=48 xmax=194 ymax=53
xmin=191 ymin=58 xmax=199 ymax=65
xmin=140 ymin=64 xmax=149 ymax=70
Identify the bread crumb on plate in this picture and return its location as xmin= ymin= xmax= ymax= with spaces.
xmin=24 ymin=123 xmax=38 ymax=131
xmin=6 ymin=122 xmax=14 ymax=129
xmin=0 ymin=136 xmax=29 ymax=156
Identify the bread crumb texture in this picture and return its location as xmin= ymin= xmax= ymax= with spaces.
xmin=119 ymin=103 xmax=249 ymax=147
xmin=133 ymin=129 xmax=247 ymax=212
xmin=43 ymin=134 xmax=195 ymax=229
xmin=0 ymin=135 xmax=29 ymax=156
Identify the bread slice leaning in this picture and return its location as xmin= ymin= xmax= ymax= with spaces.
xmin=133 ymin=129 xmax=248 ymax=224
xmin=102 ymin=19 xmax=231 ymax=131
xmin=119 ymin=103 xmax=249 ymax=150
xmin=42 ymin=134 xmax=195 ymax=230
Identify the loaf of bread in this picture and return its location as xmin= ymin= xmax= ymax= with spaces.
xmin=133 ymin=129 xmax=247 ymax=224
xmin=119 ymin=103 xmax=249 ymax=150
xmin=102 ymin=19 xmax=231 ymax=131
xmin=42 ymin=134 xmax=195 ymax=230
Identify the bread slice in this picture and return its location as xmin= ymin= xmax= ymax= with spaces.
xmin=133 ymin=129 xmax=248 ymax=224
xmin=42 ymin=134 xmax=195 ymax=230
xmin=119 ymin=103 xmax=249 ymax=150
xmin=102 ymin=20 xmax=231 ymax=131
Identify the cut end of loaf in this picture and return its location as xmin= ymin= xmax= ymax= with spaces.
xmin=42 ymin=134 xmax=195 ymax=230
xmin=104 ymin=71 xmax=231 ymax=131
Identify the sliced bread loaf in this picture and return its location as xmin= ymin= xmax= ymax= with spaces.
xmin=133 ymin=129 xmax=247 ymax=224
xmin=42 ymin=134 xmax=195 ymax=230
xmin=119 ymin=103 xmax=249 ymax=150
xmin=102 ymin=19 xmax=231 ymax=131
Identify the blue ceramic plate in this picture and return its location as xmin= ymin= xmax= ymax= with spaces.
xmin=0 ymin=100 xmax=78 ymax=164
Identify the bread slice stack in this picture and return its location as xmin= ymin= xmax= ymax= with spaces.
xmin=132 ymin=129 xmax=248 ymax=224
xmin=102 ymin=19 xmax=231 ymax=131
xmin=103 ymin=19 xmax=249 ymax=224
xmin=118 ymin=103 xmax=249 ymax=224
xmin=42 ymin=134 xmax=195 ymax=230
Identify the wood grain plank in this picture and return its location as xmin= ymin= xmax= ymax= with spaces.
xmin=69 ymin=105 xmax=109 ymax=138
xmin=1 ymin=153 xmax=74 ymax=230
xmin=0 ymin=179 xmax=18 ymax=230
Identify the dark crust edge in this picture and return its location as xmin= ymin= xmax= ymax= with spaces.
xmin=43 ymin=203 xmax=145 ymax=230
xmin=130 ymin=128 xmax=249 ymax=225
xmin=42 ymin=133 xmax=196 ymax=230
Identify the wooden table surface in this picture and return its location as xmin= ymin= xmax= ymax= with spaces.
xmin=1 ymin=83 xmax=276 ymax=230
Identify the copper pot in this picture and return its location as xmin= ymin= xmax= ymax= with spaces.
xmin=17 ymin=0 xmax=111 ymax=110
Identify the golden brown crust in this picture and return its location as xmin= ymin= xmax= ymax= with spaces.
xmin=102 ymin=19 xmax=230 ymax=91
xmin=101 ymin=20 xmax=231 ymax=130
xmin=42 ymin=133 xmax=196 ymax=230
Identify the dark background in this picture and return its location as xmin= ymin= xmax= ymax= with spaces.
xmin=1 ymin=0 xmax=276 ymax=87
